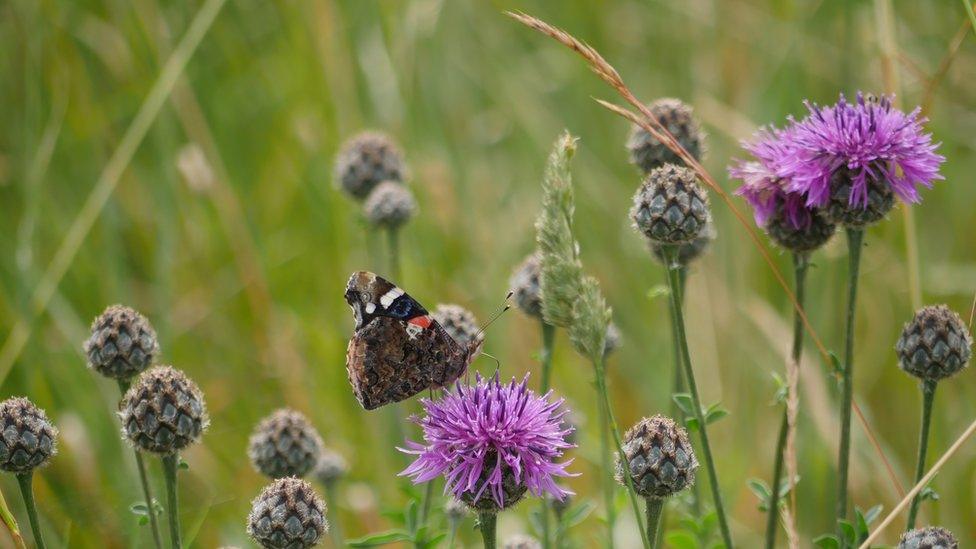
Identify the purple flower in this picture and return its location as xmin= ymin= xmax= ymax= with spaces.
xmin=786 ymin=93 xmax=944 ymax=209
xmin=399 ymin=374 xmax=575 ymax=509
xmin=729 ymin=126 xmax=813 ymax=229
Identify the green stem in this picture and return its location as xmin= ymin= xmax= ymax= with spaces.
xmin=539 ymin=321 xmax=556 ymax=549
xmin=540 ymin=322 xmax=557 ymax=394
xmin=323 ymin=481 xmax=344 ymax=549
xmin=836 ymin=227 xmax=864 ymax=531
xmin=764 ymin=253 xmax=809 ymax=549
xmin=667 ymin=267 xmax=701 ymax=519
xmin=15 ymin=473 xmax=44 ymax=549
xmin=663 ymin=247 xmax=734 ymax=548
xmin=161 ymin=454 xmax=182 ymax=549
xmin=645 ymin=498 xmax=664 ymax=549
xmin=119 ymin=379 xmax=164 ymax=549
xmin=766 ymin=414 xmax=788 ymax=549
xmin=905 ymin=379 xmax=937 ymax=530
xmin=596 ymin=388 xmax=616 ymax=549
xmin=477 ymin=512 xmax=497 ymax=549
xmin=447 ymin=518 xmax=459 ymax=549
xmin=553 ymin=503 xmax=566 ymax=549
xmin=387 ymin=227 xmax=401 ymax=282
xmin=415 ymin=480 xmax=433 ymax=547
xmin=592 ymin=353 xmax=652 ymax=549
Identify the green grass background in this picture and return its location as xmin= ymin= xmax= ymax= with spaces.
xmin=1 ymin=0 xmax=975 ymax=546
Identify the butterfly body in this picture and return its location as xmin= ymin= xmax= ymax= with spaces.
xmin=344 ymin=271 xmax=480 ymax=410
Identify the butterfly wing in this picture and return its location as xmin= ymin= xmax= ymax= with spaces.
xmin=344 ymin=271 xmax=427 ymax=329
xmin=344 ymin=271 xmax=469 ymax=410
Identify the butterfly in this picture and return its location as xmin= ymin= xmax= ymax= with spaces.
xmin=343 ymin=271 xmax=484 ymax=410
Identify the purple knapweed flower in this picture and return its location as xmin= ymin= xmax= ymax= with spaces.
xmin=786 ymin=92 xmax=944 ymax=210
xmin=399 ymin=374 xmax=575 ymax=511
xmin=729 ymin=125 xmax=813 ymax=229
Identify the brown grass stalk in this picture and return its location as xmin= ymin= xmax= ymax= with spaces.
xmin=859 ymin=416 xmax=976 ymax=548
xmin=507 ymin=10 xmax=907 ymax=500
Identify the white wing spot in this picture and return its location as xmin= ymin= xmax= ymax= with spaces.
xmin=380 ymin=287 xmax=404 ymax=308
xmin=365 ymin=302 xmax=376 ymax=314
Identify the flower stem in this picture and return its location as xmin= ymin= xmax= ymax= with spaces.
xmin=447 ymin=518 xmax=459 ymax=549
xmin=836 ymin=227 xmax=864 ymax=530
xmin=663 ymin=246 xmax=734 ymax=548
xmin=592 ymin=353 xmax=652 ymax=549
xmin=764 ymin=253 xmax=809 ymax=549
xmin=905 ymin=379 xmax=937 ymax=530
xmin=596 ymin=395 xmax=616 ymax=549
xmin=538 ymin=321 xmax=556 ymax=549
xmin=15 ymin=473 xmax=44 ymax=549
xmin=387 ymin=227 xmax=401 ymax=282
xmin=645 ymin=498 xmax=664 ymax=549
xmin=161 ymin=454 xmax=182 ymax=549
xmin=477 ymin=512 xmax=497 ymax=549
xmin=119 ymin=379 xmax=164 ymax=549
xmin=415 ymin=480 xmax=434 ymax=547
xmin=667 ymin=266 xmax=701 ymax=519
xmin=323 ymin=481 xmax=344 ymax=549
xmin=540 ymin=321 xmax=557 ymax=394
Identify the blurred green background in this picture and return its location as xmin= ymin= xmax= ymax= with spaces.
xmin=1 ymin=0 xmax=975 ymax=546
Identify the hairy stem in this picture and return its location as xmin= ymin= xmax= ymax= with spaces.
xmin=765 ymin=253 xmax=809 ymax=549
xmin=477 ymin=512 xmax=497 ymax=549
xmin=836 ymin=227 xmax=864 ymax=529
xmin=645 ymin=498 xmax=664 ymax=549
xmin=161 ymin=454 xmax=182 ymax=549
xmin=906 ymin=379 xmax=937 ymax=530
xmin=118 ymin=379 xmax=164 ymax=549
xmin=663 ymin=247 xmax=734 ymax=548
xmin=15 ymin=473 xmax=44 ymax=549
xmin=593 ymin=354 xmax=652 ymax=549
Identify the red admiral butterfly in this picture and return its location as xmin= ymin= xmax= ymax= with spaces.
xmin=344 ymin=271 xmax=484 ymax=410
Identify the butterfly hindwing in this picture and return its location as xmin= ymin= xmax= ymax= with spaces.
xmin=344 ymin=271 xmax=471 ymax=410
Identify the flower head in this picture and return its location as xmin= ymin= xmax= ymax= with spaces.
xmin=730 ymin=126 xmax=811 ymax=228
xmin=400 ymin=374 xmax=575 ymax=511
xmin=0 ymin=397 xmax=58 ymax=473
xmin=787 ymin=93 xmax=944 ymax=211
xmin=730 ymin=126 xmax=836 ymax=251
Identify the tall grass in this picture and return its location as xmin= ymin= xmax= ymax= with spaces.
xmin=1 ymin=1 xmax=975 ymax=545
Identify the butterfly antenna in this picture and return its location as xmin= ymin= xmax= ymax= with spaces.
xmin=475 ymin=290 xmax=514 ymax=339
xmin=480 ymin=351 xmax=502 ymax=374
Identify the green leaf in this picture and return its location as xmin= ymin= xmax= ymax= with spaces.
xmin=347 ymin=530 xmax=414 ymax=547
xmin=838 ymin=519 xmax=856 ymax=543
xmin=561 ymin=501 xmax=594 ymax=528
xmin=646 ymin=285 xmax=670 ymax=300
xmin=862 ymin=504 xmax=883 ymax=525
xmin=919 ymin=487 xmax=940 ymax=502
xmin=829 ymin=352 xmax=843 ymax=376
xmin=664 ymin=531 xmax=697 ymax=549
xmin=130 ymin=503 xmax=149 ymax=516
xmin=747 ymin=478 xmax=772 ymax=507
xmin=178 ymin=459 xmax=189 ymax=470
xmin=705 ymin=405 xmax=729 ymax=425
xmin=813 ymin=534 xmax=840 ymax=549
xmin=684 ymin=417 xmax=700 ymax=432
xmin=138 ymin=516 xmax=148 ymax=526
xmin=672 ymin=393 xmax=694 ymax=415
